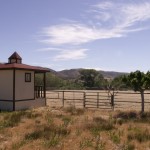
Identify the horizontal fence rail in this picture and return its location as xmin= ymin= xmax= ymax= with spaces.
xmin=46 ymin=90 xmax=150 ymax=111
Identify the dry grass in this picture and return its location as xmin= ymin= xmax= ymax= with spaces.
xmin=0 ymin=107 xmax=150 ymax=150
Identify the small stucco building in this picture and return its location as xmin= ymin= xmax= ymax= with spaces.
xmin=0 ymin=52 xmax=50 ymax=111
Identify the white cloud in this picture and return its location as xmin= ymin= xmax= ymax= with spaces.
xmin=94 ymin=12 xmax=111 ymax=22
xmin=36 ymin=47 xmax=88 ymax=61
xmin=119 ymin=2 xmax=150 ymax=29
xmin=91 ymin=1 xmax=150 ymax=32
xmin=54 ymin=49 xmax=88 ymax=61
xmin=94 ymin=1 xmax=114 ymax=10
xmin=41 ymin=24 xmax=100 ymax=45
xmin=84 ymin=67 xmax=116 ymax=71
xmin=36 ymin=47 xmax=63 ymax=51
xmin=39 ymin=1 xmax=150 ymax=46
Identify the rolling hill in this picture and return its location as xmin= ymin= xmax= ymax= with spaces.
xmin=55 ymin=68 xmax=127 ymax=80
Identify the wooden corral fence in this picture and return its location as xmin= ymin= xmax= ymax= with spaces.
xmin=46 ymin=90 xmax=150 ymax=111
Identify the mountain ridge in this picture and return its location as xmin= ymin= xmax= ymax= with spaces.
xmin=53 ymin=68 xmax=127 ymax=80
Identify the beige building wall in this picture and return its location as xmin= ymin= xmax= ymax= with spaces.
xmin=15 ymin=70 xmax=34 ymax=100
xmin=0 ymin=70 xmax=13 ymax=100
xmin=0 ymin=101 xmax=13 ymax=111
xmin=15 ymin=98 xmax=46 ymax=110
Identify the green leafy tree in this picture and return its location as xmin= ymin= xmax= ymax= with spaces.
xmin=79 ymin=69 xmax=106 ymax=88
xmin=110 ymin=76 xmax=127 ymax=90
xmin=61 ymin=79 xmax=84 ymax=90
xmin=46 ymin=73 xmax=64 ymax=88
xmin=35 ymin=73 xmax=64 ymax=89
xmin=94 ymin=74 xmax=108 ymax=89
xmin=35 ymin=73 xmax=43 ymax=86
xmin=122 ymin=70 xmax=150 ymax=113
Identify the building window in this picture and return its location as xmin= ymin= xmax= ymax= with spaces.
xmin=10 ymin=59 xmax=17 ymax=63
xmin=25 ymin=73 xmax=31 ymax=82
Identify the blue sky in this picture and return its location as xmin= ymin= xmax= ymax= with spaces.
xmin=1 ymin=0 xmax=150 ymax=72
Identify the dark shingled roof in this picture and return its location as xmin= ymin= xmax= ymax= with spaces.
xmin=8 ymin=51 xmax=22 ymax=60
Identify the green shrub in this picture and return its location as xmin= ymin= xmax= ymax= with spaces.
xmin=94 ymin=134 xmax=106 ymax=150
xmin=86 ymin=117 xmax=114 ymax=135
xmin=24 ymin=123 xmax=70 ymax=142
xmin=122 ymin=143 xmax=135 ymax=150
xmin=43 ymin=136 xmax=60 ymax=148
xmin=0 ymin=110 xmax=41 ymax=128
xmin=138 ymin=111 xmax=150 ymax=123
xmin=127 ymin=128 xmax=150 ymax=143
xmin=12 ymin=140 xmax=27 ymax=150
xmin=114 ymin=111 xmax=150 ymax=123
xmin=64 ymin=106 xmax=85 ymax=115
xmin=114 ymin=111 xmax=138 ymax=120
xmin=25 ymin=130 xmax=41 ymax=140
xmin=62 ymin=116 xmax=72 ymax=127
xmin=1 ymin=111 xmax=25 ymax=127
xmin=109 ymin=131 xmax=121 ymax=144
xmin=80 ymin=138 xmax=93 ymax=149
xmin=25 ymin=111 xmax=42 ymax=119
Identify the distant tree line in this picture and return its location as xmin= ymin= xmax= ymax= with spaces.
xmin=35 ymin=69 xmax=108 ymax=90
xmin=35 ymin=69 xmax=126 ymax=90
xmin=35 ymin=72 xmax=84 ymax=90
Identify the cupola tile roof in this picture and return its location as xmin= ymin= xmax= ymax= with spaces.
xmin=0 ymin=52 xmax=50 ymax=72
xmin=8 ymin=51 xmax=22 ymax=60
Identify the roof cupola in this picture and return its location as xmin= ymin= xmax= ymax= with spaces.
xmin=8 ymin=52 xmax=22 ymax=64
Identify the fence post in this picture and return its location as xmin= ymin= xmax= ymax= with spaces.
xmin=97 ymin=92 xmax=99 ymax=108
xmin=38 ymin=86 xmax=39 ymax=98
xmin=73 ymin=91 xmax=75 ymax=107
xmin=35 ymin=86 xmax=37 ymax=98
xmin=111 ymin=90 xmax=114 ymax=111
xmin=83 ymin=92 xmax=86 ymax=108
xmin=62 ymin=91 xmax=64 ymax=107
